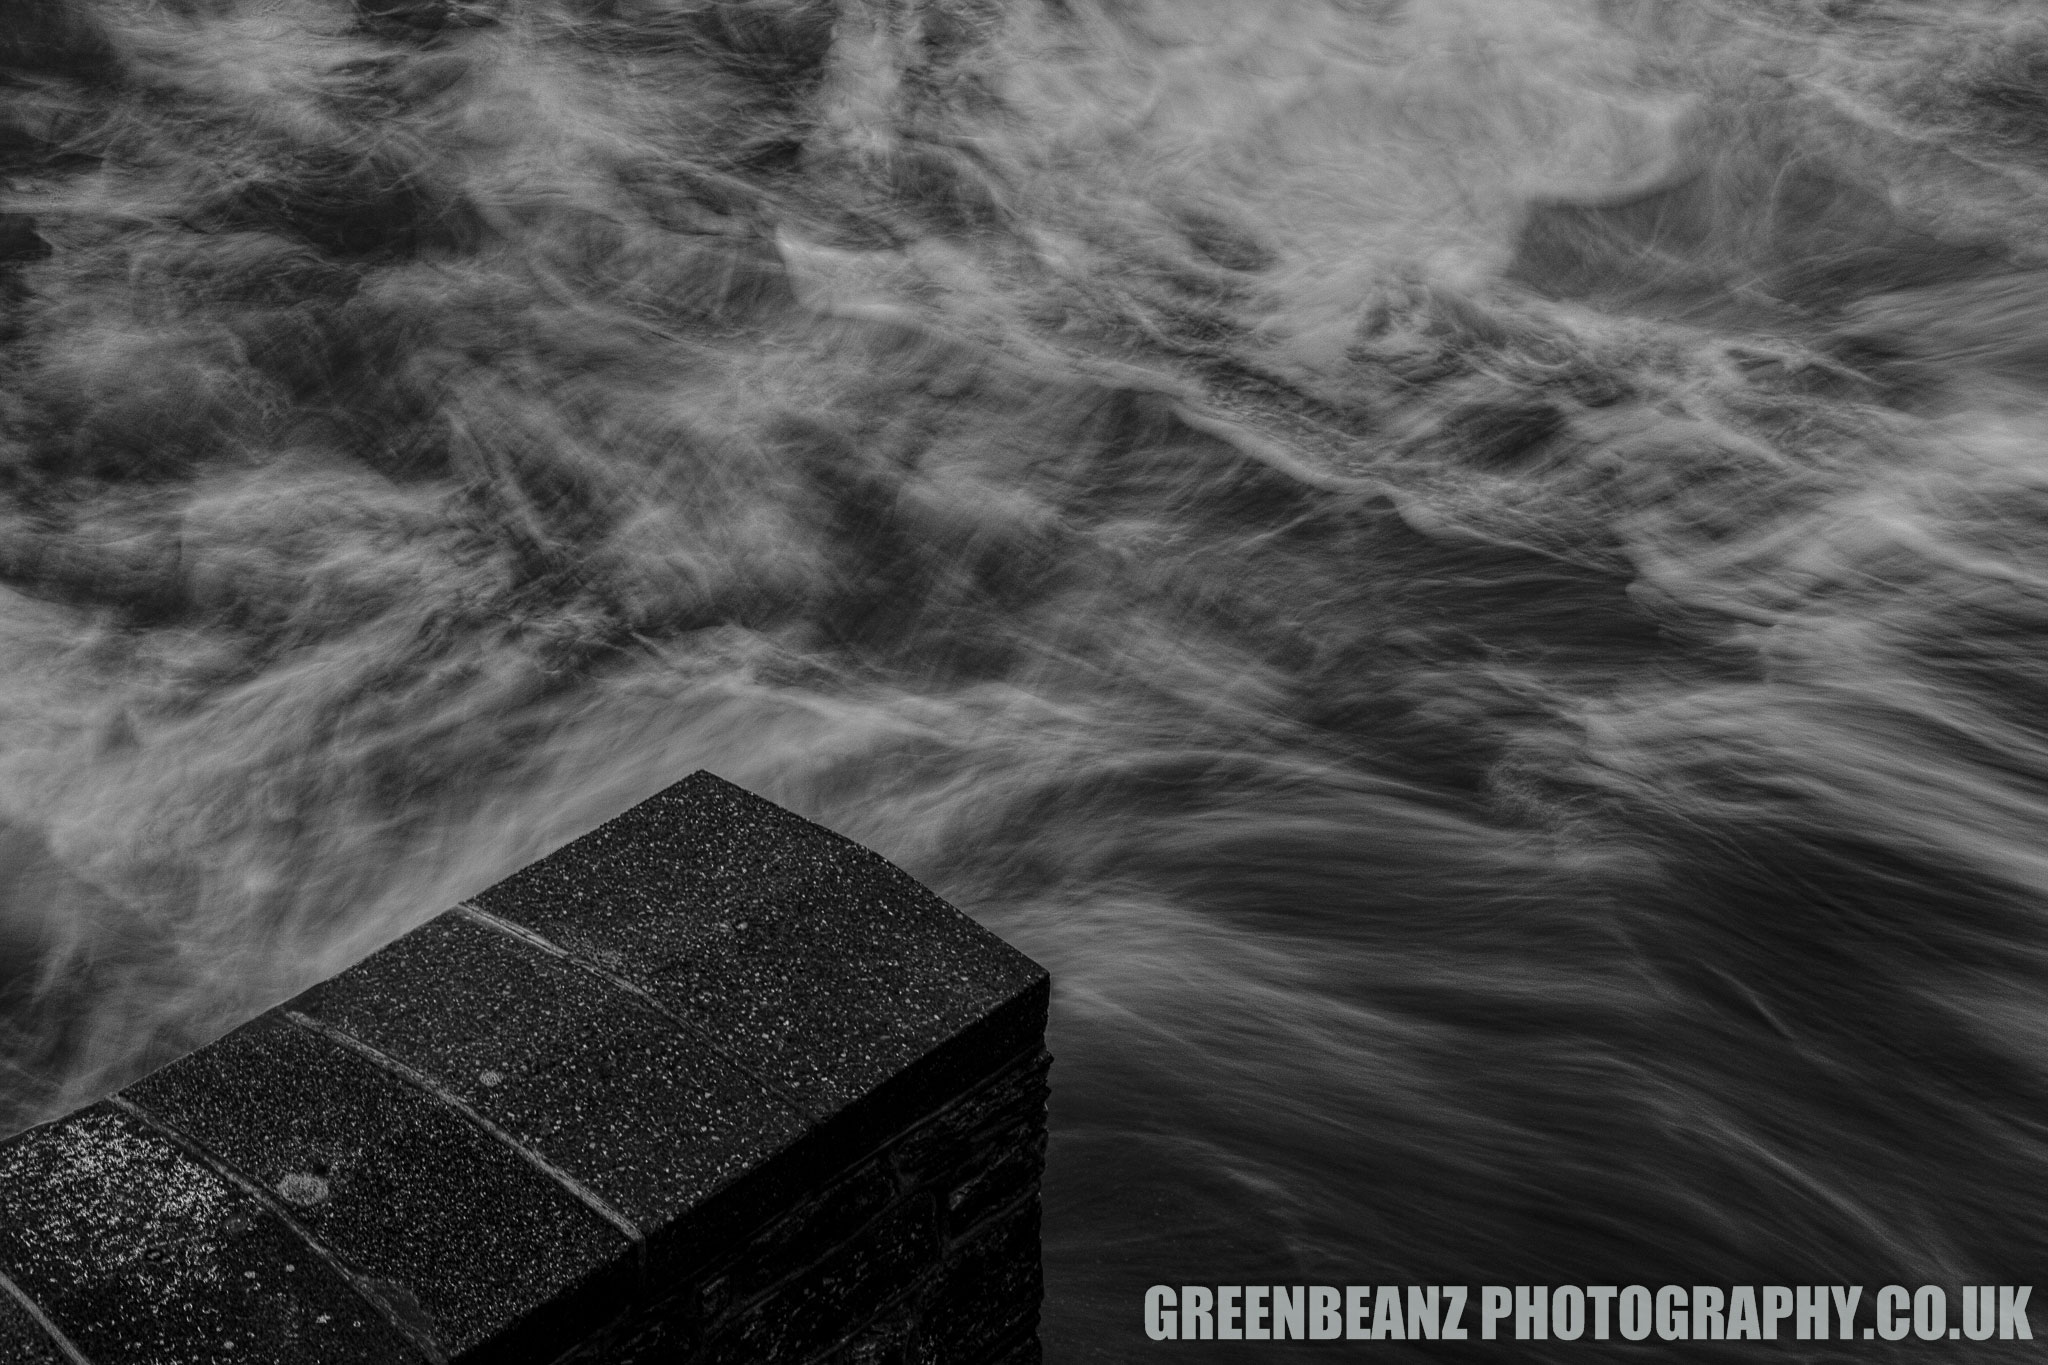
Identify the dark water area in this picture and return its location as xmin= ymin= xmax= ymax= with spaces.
xmin=3 ymin=0 xmax=2048 ymax=1358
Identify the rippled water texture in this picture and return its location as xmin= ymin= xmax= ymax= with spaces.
xmin=4 ymin=0 xmax=2048 ymax=1357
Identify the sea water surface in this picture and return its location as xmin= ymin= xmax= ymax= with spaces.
xmin=2 ymin=0 xmax=2047 ymax=1358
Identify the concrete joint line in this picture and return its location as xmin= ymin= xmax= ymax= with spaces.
xmin=0 ymin=1267 xmax=92 ymax=1365
xmin=451 ymin=899 xmax=824 ymax=1122
xmin=277 ymin=1010 xmax=648 ymax=1260
xmin=102 ymin=1093 xmax=450 ymax=1365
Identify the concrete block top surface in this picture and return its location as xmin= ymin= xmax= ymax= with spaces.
xmin=0 ymin=771 xmax=1050 ymax=1365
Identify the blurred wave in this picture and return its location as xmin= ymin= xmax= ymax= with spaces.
xmin=4 ymin=0 xmax=2048 ymax=1357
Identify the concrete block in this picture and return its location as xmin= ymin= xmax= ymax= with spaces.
xmin=0 ymin=771 xmax=1050 ymax=1364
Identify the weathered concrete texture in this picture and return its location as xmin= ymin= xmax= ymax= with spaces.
xmin=0 ymin=771 xmax=1050 ymax=1364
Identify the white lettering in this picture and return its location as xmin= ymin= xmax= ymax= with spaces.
xmin=1440 ymin=1285 xmax=1470 ymax=1339
xmin=1655 ymin=1285 xmax=1688 ymax=1341
xmin=2001 ymin=1286 xmax=2033 ymax=1341
xmin=1144 ymin=1286 xmax=1175 ymax=1341
xmin=1552 ymin=1286 xmax=1585 ymax=1341
xmin=1372 ymin=1285 xmax=1404 ymax=1340
xmin=1963 ymin=1286 xmax=1995 ymax=1341
xmin=1480 ymin=1286 xmax=1510 ymax=1340
xmin=1693 ymin=1286 xmax=1725 ymax=1340
xmin=1309 ymin=1286 xmax=1342 ymax=1340
xmin=1515 ymin=1286 xmax=1547 ymax=1340
xmin=1762 ymin=1286 xmax=1793 ymax=1340
xmin=1618 ymin=1286 xmax=1651 ymax=1341
xmin=1180 ymin=1285 xmax=1213 ymax=1340
xmin=1727 ymin=1286 xmax=1759 ymax=1340
xmin=1272 ymin=1286 xmax=1303 ymax=1340
xmin=1346 ymin=1285 xmax=1371 ymax=1340
xmin=1876 ymin=1285 xmax=1910 ymax=1341
xmin=1218 ymin=1285 xmax=1242 ymax=1340
xmin=1913 ymin=1285 xmax=1945 ymax=1341
xmin=1406 ymin=1286 xmax=1439 ymax=1340
xmin=1796 ymin=1285 xmax=1827 ymax=1340
xmin=1588 ymin=1286 xmax=1619 ymax=1340
xmin=1831 ymin=1285 xmax=1862 ymax=1341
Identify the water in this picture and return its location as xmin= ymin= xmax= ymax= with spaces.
xmin=4 ymin=0 xmax=2048 ymax=1357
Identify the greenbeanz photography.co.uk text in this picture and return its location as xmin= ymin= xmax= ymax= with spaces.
xmin=1144 ymin=1284 xmax=2034 ymax=1343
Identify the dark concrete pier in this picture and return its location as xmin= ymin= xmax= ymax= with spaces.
xmin=0 ymin=772 xmax=1050 ymax=1363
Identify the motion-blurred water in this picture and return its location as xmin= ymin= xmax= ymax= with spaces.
xmin=4 ymin=0 xmax=2048 ymax=1357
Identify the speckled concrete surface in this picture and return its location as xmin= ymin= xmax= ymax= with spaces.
xmin=469 ymin=772 xmax=1045 ymax=1119
xmin=0 ymin=1292 xmax=75 ymax=1363
xmin=0 ymin=1103 xmax=427 ymax=1363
